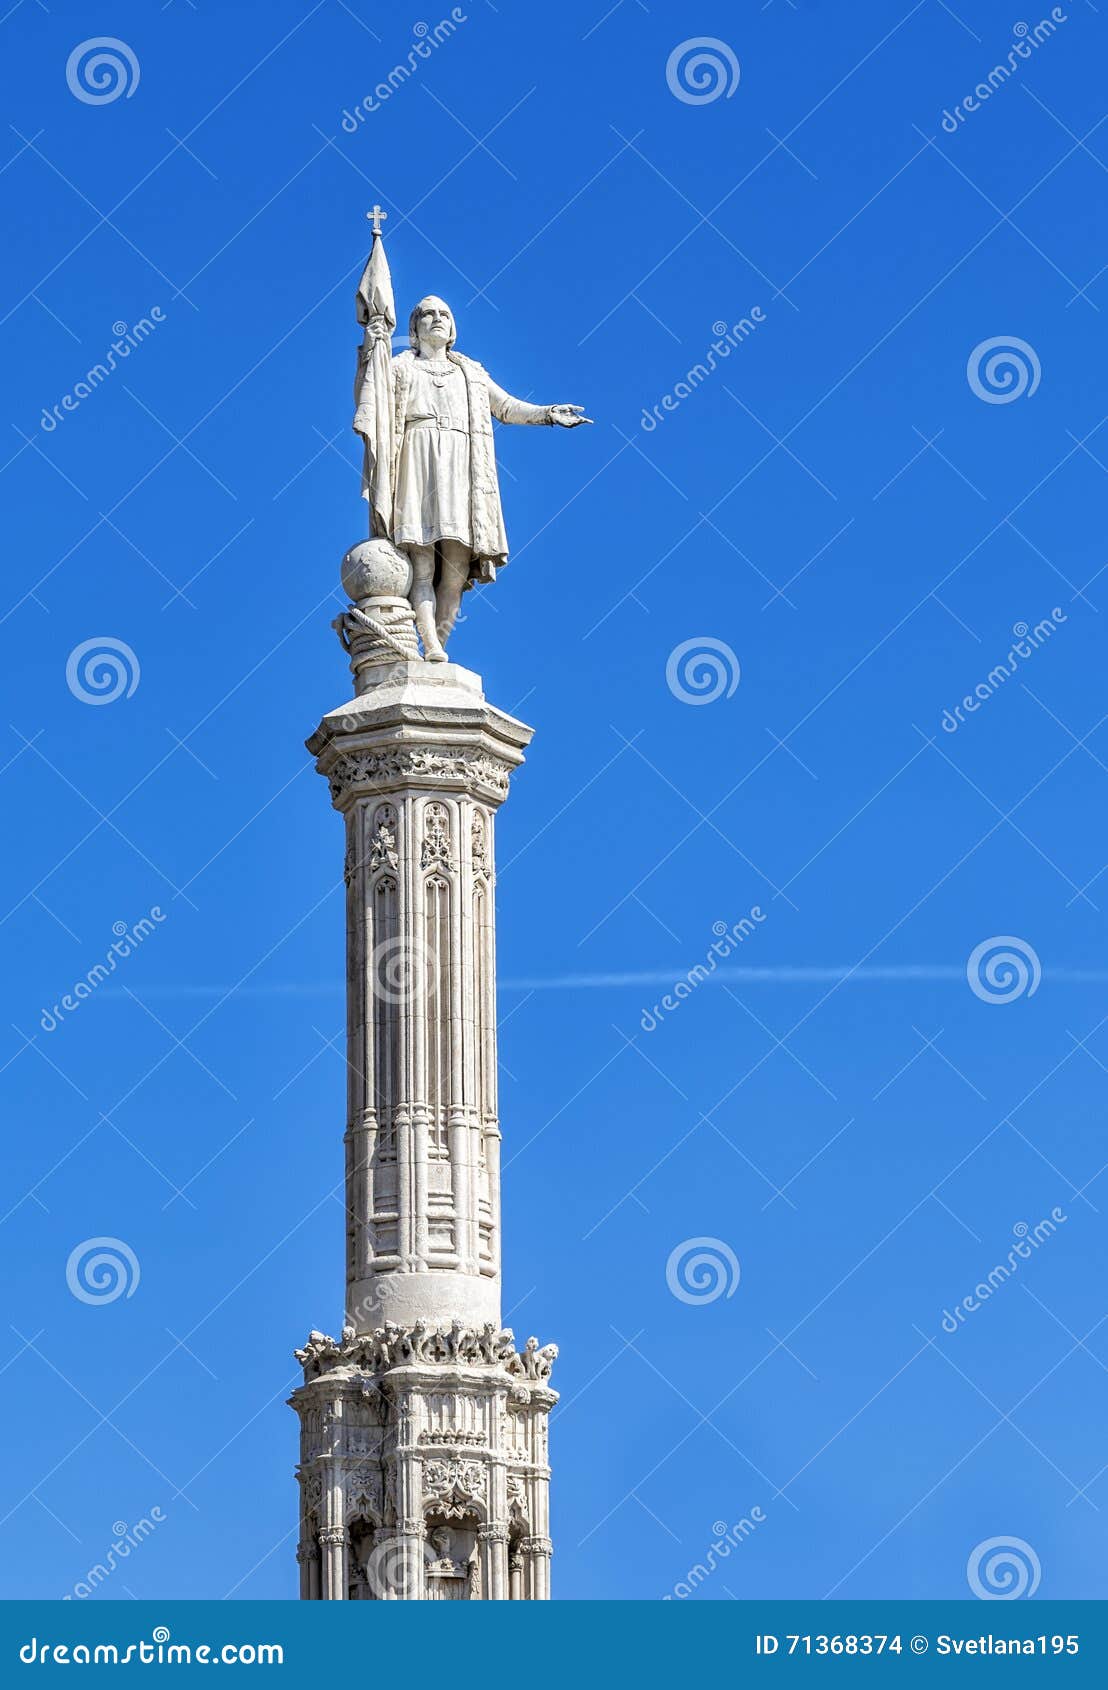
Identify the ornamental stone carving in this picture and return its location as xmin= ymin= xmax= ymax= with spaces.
xmin=506 ymin=1335 xmax=559 ymax=1383
xmin=326 ymin=746 xmax=511 ymax=804
xmin=295 ymin=1321 xmax=554 ymax=1381
xmin=296 ymin=1330 xmax=342 ymax=1370
xmin=368 ymin=804 xmax=399 ymax=871
xmin=421 ymin=801 xmax=454 ymax=870
xmin=424 ymin=1457 xmax=486 ymax=1518
xmin=471 ymin=811 xmax=489 ymax=877
xmin=343 ymin=1461 xmax=383 ymax=1510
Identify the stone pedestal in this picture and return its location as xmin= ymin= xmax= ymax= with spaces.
xmin=292 ymin=1328 xmax=555 ymax=1601
xmin=290 ymin=658 xmax=557 ymax=1599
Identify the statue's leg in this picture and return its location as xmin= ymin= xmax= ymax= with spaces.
xmin=406 ymin=544 xmax=447 ymax=662
xmin=435 ymin=541 xmax=470 ymax=649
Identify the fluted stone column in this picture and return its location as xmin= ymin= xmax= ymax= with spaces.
xmin=479 ymin=1525 xmax=509 ymax=1599
xmin=312 ymin=661 xmax=528 ymax=1332
xmin=290 ymin=651 xmax=559 ymax=1599
xmin=318 ymin=1525 xmax=347 ymax=1601
xmin=521 ymin=1535 xmax=553 ymax=1601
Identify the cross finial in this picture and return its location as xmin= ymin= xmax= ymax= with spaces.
xmin=367 ymin=204 xmax=388 ymax=237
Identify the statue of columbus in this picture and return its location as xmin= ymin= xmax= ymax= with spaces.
xmin=352 ymin=208 xmax=590 ymax=661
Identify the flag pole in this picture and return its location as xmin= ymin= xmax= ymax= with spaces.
xmin=353 ymin=207 xmax=396 ymax=541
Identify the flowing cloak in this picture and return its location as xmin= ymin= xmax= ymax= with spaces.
xmin=355 ymin=348 xmax=551 ymax=586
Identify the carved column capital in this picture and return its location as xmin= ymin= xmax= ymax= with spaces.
xmin=317 ymin=1526 xmax=347 ymax=1547
xmin=519 ymin=1534 xmax=553 ymax=1557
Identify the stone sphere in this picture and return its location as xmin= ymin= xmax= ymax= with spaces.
xmin=341 ymin=538 xmax=411 ymax=602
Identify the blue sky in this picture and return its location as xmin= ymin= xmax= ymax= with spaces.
xmin=2 ymin=0 xmax=1107 ymax=1603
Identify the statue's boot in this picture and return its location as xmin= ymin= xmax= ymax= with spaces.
xmin=415 ymin=598 xmax=447 ymax=662
xmin=433 ymin=547 xmax=468 ymax=657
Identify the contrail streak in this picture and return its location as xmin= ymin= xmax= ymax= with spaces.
xmin=101 ymin=964 xmax=1108 ymax=999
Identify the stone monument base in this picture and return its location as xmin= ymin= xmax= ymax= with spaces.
xmin=291 ymin=1324 xmax=556 ymax=1600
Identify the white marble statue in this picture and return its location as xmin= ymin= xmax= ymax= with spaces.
xmin=352 ymin=210 xmax=590 ymax=661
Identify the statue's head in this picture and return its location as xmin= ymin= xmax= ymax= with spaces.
xmin=409 ymin=295 xmax=456 ymax=353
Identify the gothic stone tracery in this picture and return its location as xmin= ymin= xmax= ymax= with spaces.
xmin=291 ymin=667 xmax=555 ymax=1600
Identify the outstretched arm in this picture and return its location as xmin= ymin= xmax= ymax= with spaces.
xmin=487 ymin=376 xmax=592 ymax=427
